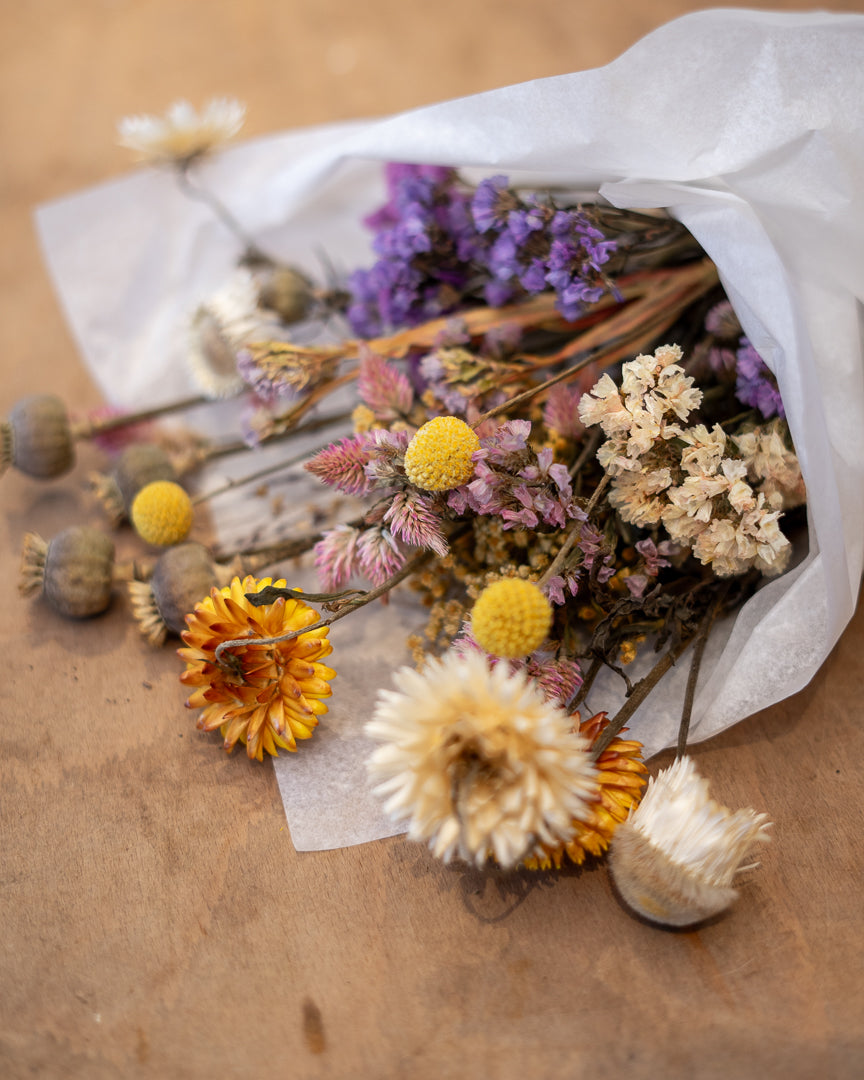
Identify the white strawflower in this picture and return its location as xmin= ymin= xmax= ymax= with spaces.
xmin=187 ymin=270 xmax=284 ymax=398
xmin=118 ymin=98 xmax=245 ymax=166
xmin=609 ymin=757 xmax=771 ymax=927
xmin=366 ymin=651 xmax=597 ymax=869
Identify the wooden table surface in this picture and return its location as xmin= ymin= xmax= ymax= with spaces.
xmin=3 ymin=2 xmax=864 ymax=1077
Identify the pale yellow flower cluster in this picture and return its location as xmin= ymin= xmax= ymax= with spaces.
xmin=579 ymin=345 xmax=799 ymax=577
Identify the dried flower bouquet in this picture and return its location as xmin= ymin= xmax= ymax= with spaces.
xmin=17 ymin=10 xmax=864 ymax=925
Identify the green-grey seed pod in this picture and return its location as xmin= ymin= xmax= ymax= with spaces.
xmin=255 ymin=265 xmax=314 ymax=324
xmin=2 ymin=395 xmax=74 ymax=479
xmin=39 ymin=526 xmax=115 ymax=617
xmin=150 ymin=542 xmax=221 ymax=634
xmin=114 ymin=443 xmax=177 ymax=513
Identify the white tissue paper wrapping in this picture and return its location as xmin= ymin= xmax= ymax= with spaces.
xmin=35 ymin=9 xmax=864 ymax=850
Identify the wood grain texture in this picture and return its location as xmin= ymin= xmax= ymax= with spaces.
xmin=2 ymin=2 xmax=864 ymax=1077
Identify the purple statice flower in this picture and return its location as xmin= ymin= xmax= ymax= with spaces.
xmin=313 ymin=525 xmax=361 ymax=591
xmin=624 ymin=574 xmax=650 ymax=599
xmin=383 ymin=490 xmax=449 ymax=557
xmin=707 ymin=346 xmax=737 ymax=375
xmin=347 ymin=165 xmax=480 ymax=336
xmin=542 ymin=571 xmax=581 ymax=607
xmin=453 ymin=627 xmax=582 ymax=707
xmin=704 ymin=299 xmax=742 ymax=341
xmin=735 ymin=338 xmax=785 ymax=419
xmin=236 ymin=347 xmax=293 ymax=407
xmin=305 ymin=434 xmax=376 ymax=496
xmin=364 ymin=163 xmax=454 ymax=231
xmin=471 ymin=175 xmax=515 ymax=233
xmin=578 ymin=523 xmax=616 ymax=583
xmin=349 ymin=167 xmax=620 ymax=335
xmin=635 ymin=537 xmax=677 ymax=577
xmin=503 ymin=447 xmax=579 ymax=530
xmin=357 ymin=348 xmax=414 ymax=421
xmin=356 ymin=526 xmax=406 ymax=587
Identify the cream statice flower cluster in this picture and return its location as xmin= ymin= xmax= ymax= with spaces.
xmin=578 ymin=345 xmax=800 ymax=577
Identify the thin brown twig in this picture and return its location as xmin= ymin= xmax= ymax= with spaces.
xmin=590 ymin=632 xmax=697 ymax=759
xmin=213 ymin=548 xmax=432 ymax=668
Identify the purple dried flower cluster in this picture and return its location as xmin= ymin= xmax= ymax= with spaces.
xmin=446 ymin=420 xmax=583 ymax=530
xmin=734 ymin=338 xmax=785 ymax=420
xmin=346 ymin=165 xmax=481 ymax=337
xmin=472 ymin=175 xmax=618 ymax=319
xmin=453 ymin=629 xmax=583 ymax=706
xmin=346 ymin=165 xmax=617 ymax=337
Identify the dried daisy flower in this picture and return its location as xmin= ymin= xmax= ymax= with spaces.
xmin=366 ymin=651 xmax=597 ymax=869
xmin=131 ymin=480 xmax=194 ymax=547
xmin=470 ymin=577 xmax=552 ymax=659
xmin=522 ymin=711 xmax=647 ymax=870
xmin=403 ymin=416 xmax=480 ymax=491
xmin=117 ymin=98 xmax=245 ymax=167
xmin=179 ymin=576 xmax=335 ymax=760
xmin=609 ymin=756 xmax=771 ymax=927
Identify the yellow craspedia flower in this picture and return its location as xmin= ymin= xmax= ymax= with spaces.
xmin=179 ymin=576 xmax=336 ymax=761
xmin=131 ymin=480 xmax=193 ymax=546
xmin=471 ymin=578 xmax=552 ymax=658
xmin=403 ymin=415 xmax=480 ymax=491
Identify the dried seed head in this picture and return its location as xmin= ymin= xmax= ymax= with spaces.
xmin=131 ymin=480 xmax=194 ymax=546
xmin=2 ymin=395 xmax=74 ymax=480
xmin=253 ymin=264 xmax=314 ymax=324
xmin=20 ymin=526 xmax=115 ymax=617
xmin=609 ymin=757 xmax=771 ymax=928
xmin=129 ymin=542 xmax=225 ymax=645
xmin=114 ymin=443 xmax=178 ymax=510
xmin=90 ymin=442 xmax=178 ymax=525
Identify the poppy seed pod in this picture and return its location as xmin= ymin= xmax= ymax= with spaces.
xmin=128 ymin=542 xmax=226 ymax=645
xmin=19 ymin=526 xmax=115 ymax=617
xmin=1 ymin=395 xmax=74 ymax=479
xmin=254 ymin=264 xmax=314 ymax=324
xmin=91 ymin=442 xmax=178 ymax=526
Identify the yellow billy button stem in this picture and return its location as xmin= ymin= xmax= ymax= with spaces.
xmin=131 ymin=480 xmax=194 ymax=546
xmin=471 ymin=578 xmax=553 ymax=659
xmin=403 ymin=416 xmax=480 ymax=492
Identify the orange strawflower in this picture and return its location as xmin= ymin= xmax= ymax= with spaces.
xmin=179 ymin=576 xmax=335 ymax=761
xmin=522 ymin=710 xmax=647 ymax=870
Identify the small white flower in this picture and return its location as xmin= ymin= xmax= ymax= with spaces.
xmin=366 ymin=651 xmax=597 ymax=869
xmin=187 ymin=270 xmax=284 ymax=399
xmin=118 ymin=98 xmax=245 ymax=165
xmin=609 ymin=757 xmax=771 ymax=927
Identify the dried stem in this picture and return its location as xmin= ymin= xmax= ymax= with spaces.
xmin=175 ymin=166 xmax=269 ymax=260
xmin=213 ymin=548 xmax=431 ymax=667
xmin=536 ymin=473 xmax=610 ymax=589
xmin=590 ymin=632 xmax=697 ymax=759
xmin=676 ymin=587 xmax=727 ymax=756
xmin=71 ymin=394 xmax=210 ymax=439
